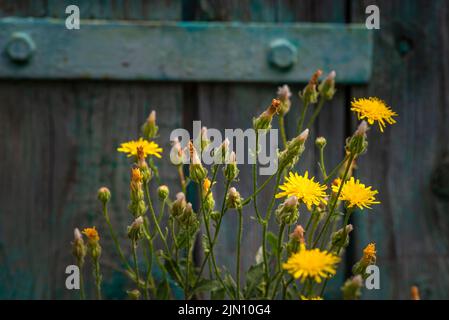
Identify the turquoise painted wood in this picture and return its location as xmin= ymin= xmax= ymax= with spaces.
xmin=0 ymin=18 xmax=372 ymax=83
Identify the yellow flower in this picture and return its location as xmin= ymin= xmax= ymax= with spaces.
xmin=276 ymin=171 xmax=327 ymax=210
xmin=332 ymin=177 xmax=380 ymax=209
xmin=117 ymin=138 xmax=163 ymax=158
xmin=82 ymin=227 xmax=99 ymax=242
xmin=350 ymin=97 xmax=398 ymax=132
xmin=283 ymin=244 xmax=340 ymax=283
xmin=362 ymin=243 xmax=376 ymax=264
xmin=300 ymin=295 xmax=323 ymax=300
xmin=203 ymin=178 xmax=212 ymax=194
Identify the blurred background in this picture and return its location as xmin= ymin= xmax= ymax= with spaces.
xmin=0 ymin=0 xmax=448 ymax=299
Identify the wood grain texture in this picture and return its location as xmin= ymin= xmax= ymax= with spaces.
xmin=0 ymin=1 xmax=183 ymax=299
xmin=350 ymin=0 xmax=449 ymax=299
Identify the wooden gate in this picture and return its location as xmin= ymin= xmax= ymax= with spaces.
xmin=0 ymin=0 xmax=448 ymax=299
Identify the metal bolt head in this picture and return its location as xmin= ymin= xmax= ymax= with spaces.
xmin=5 ymin=32 xmax=35 ymax=63
xmin=268 ymin=39 xmax=298 ymax=70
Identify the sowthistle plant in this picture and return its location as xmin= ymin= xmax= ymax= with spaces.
xmin=71 ymin=70 xmax=398 ymax=300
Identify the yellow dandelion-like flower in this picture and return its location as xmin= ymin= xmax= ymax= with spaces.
xmin=203 ymin=178 xmax=212 ymax=194
xmin=117 ymin=137 xmax=163 ymax=158
xmin=300 ymin=295 xmax=323 ymax=300
xmin=82 ymin=227 xmax=99 ymax=242
xmin=332 ymin=177 xmax=380 ymax=209
xmin=276 ymin=171 xmax=327 ymax=210
xmin=283 ymin=244 xmax=340 ymax=283
xmin=351 ymin=97 xmax=398 ymax=132
xmin=362 ymin=243 xmax=376 ymax=264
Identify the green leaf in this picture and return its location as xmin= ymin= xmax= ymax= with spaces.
xmin=192 ymin=279 xmax=220 ymax=294
xmin=156 ymin=280 xmax=170 ymax=299
xmin=211 ymin=288 xmax=226 ymax=300
xmin=267 ymin=231 xmax=278 ymax=255
xmin=244 ymin=263 xmax=265 ymax=298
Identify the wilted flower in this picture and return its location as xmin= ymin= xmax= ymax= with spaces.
xmin=226 ymin=187 xmax=242 ymax=209
xmin=253 ymin=99 xmax=281 ymax=131
xmin=277 ymin=84 xmax=292 ymax=116
xmin=224 ymin=151 xmax=239 ymax=181
xmin=341 ymin=275 xmax=363 ymax=300
xmin=278 ymin=129 xmax=309 ymax=170
xmin=187 ymin=141 xmax=207 ymax=183
xmin=141 ymin=110 xmax=159 ymax=139
xmin=318 ymin=70 xmax=336 ymax=101
xmin=127 ymin=216 xmax=144 ymax=242
xmin=275 ymin=196 xmax=299 ymax=225
xmin=300 ymin=69 xmax=322 ymax=105
xmin=72 ymin=228 xmax=86 ymax=266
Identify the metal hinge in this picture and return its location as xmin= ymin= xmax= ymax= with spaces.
xmin=0 ymin=18 xmax=373 ymax=83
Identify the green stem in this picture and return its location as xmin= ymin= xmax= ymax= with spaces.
xmin=313 ymin=153 xmax=355 ymax=248
xmin=78 ymin=265 xmax=85 ymax=300
xmin=278 ymin=116 xmax=288 ymax=149
xmin=131 ymin=240 xmax=140 ymax=295
xmin=185 ymin=221 xmax=190 ymax=299
xmin=252 ymin=132 xmax=262 ymax=221
xmin=323 ymin=154 xmax=350 ymax=185
xmin=241 ymin=174 xmax=275 ymax=207
xmin=94 ymin=258 xmax=102 ymax=300
xmin=236 ymin=207 xmax=243 ymax=300
xmin=190 ymin=178 xmax=231 ymax=298
xmin=262 ymin=171 xmax=282 ymax=297
xmin=305 ymin=97 xmax=326 ymax=130
xmin=297 ymin=102 xmax=309 ymax=134
xmin=319 ymin=146 xmax=327 ymax=180
xmin=102 ymin=203 xmax=131 ymax=271
xmin=270 ymin=223 xmax=285 ymax=299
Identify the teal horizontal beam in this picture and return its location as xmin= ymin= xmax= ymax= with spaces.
xmin=0 ymin=18 xmax=373 ymax=83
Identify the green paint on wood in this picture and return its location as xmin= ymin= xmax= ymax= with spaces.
xmin=0 ymin=18 xmax=372 ymax=83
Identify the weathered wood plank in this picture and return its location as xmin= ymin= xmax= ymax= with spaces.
xmin=350 ymin=0 xmax=449 ymax=299
xmin=0 ymin=0 xmax=184 ymax=299
xmin=195 ymin=0 xmax=348 ymax=299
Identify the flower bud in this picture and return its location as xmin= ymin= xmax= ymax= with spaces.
xmin=157 ymin=185 xmax=169 ymax=201
xmin=277 ymin=84 xmax=292 ymax=116
xmin=170 ymin=137 xmax=184 ymax=166
xmin=202 ymin=178 xmax=215 ymax=213
xmin=300 ymin=69 xmax=322 ymax=105
xmin=129 ymin=168 xmax=147 ymax=217
xmin=199 ymin=126 xmax=211 ymax=151
xmin=97 ymin=187 xmax=111 ymax=205
xmin=141 ymin=110 xmax=159 ymax=139
xmin=224 ymin=151 xmax=239 ymax=181
xmin=315 ymin=136 xmax=327 ymax=149
xmin=411 ymin=286 xmax=420 ymax=300
xmin=352 ymin=243 xmax=376 ymax=279
xmin=127 ymin=216 xmax=144 ymax=242
xmin=278 ymin=129 xmax=309 ymax=170
xmin=72 ymin=228 xmax=86 ymax=266
xmin=226 ymin=187 xmax=242 ymax=209
xmin=188 ymin=141 xmax=207 ymax=183
xmin=289 ymin=225 xmax=305 ymax=244
xmin=176 ymin=202 xmax=199 ymax=227
xmin=275 ymin=196 xmax=299 ymax=225
xmin=331 ymin=224 xmax=353 ymax=249
xmin=253 ymin=99 xmax=281 ymax=131
xmin=318 ymin=70 xmax=336 ymax=101
xmin=82 ymin=227 xmax=101 ymax=260
xmin=171 ymin=192 xmax=187 ymax=219
xmin=341 ymin=275 xmax=363 ymax=300
xmin=127 ymin=289 xmax=141 ymax=300
xmin=346 ymin=121 xmax=368 ymax=156
xmin=214 ymin=138 xmax=230 ymax=164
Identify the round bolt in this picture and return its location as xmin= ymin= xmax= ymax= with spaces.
xmin=5 ymin=32 xmax=36 ymax=64
xmin=268 ymin=39 xmax=298 ymax=70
